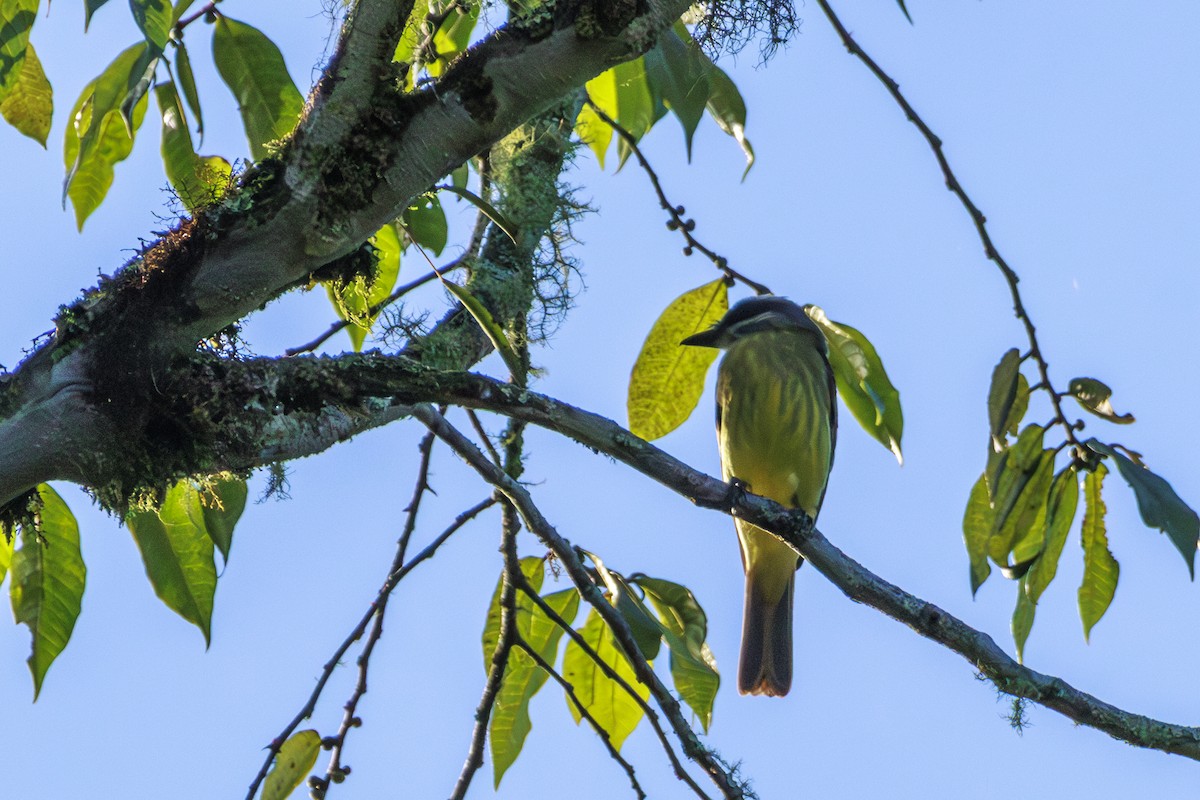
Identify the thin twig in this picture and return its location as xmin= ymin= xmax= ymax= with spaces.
xmin=815 ymin=0 xmax=1081 ymax=450
xmin=243 ymin=495 xmax=496 ymax=800
xmin=449 ymin=496 xmax=523 ymax=800
xmin=586 ymin=97 xmax=771 ymax=296
xmin=414 ymin=404 xmax=750 ymax=799
xmin=515 ymin=636 xmax=648 ymax=800
xmin=284 ymin=259 xmax=465 ymax=357
xmin=465 ymin=409 xmax=504 ymax=467
xmin=391 ymin=373 xmax=1200 ymax=761
xmin=315 ymin=427 xmax=443 ymax=794
xmin=516 ymin=578 xmax=713 ymax=800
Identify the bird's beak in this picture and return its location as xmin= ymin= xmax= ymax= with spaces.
xmin=680 ymin=328 xmax=722 ymax=348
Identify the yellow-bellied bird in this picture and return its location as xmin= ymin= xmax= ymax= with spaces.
xmin=682 ymin=297 xmax=837 ymax=697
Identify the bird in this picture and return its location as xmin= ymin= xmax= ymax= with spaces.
xmin=681 ymin=296 xmax=837 ymax=696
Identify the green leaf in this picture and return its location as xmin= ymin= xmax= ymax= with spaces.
xmin=156 ymin=80 xmax=230 ymax=211
xmin=1087 ymin=439 xmax=1199 ymax=577
xmin=63 ymin=42 xmax=151 ymax=229
xmin=1026 ymin=466 xmax=1079 ymax=604
xmin=962 ymin=474 xmax=994 ymax=595
xmin=644 ymin=23 xmax=710 ymax=159
xmin=1006 ymin=450 xmax=1056 ymax=567
xmin=629 ymin=279 xmax=728 ymax=441
xmin=490 ymin=586 xmax=579 ymax=788
xmin=580 ymin=57 xmax=654 ymax=169
xmin=581 ymin=550 xmax=661 ymax=661
xmin=1006 ymin=373 xmax=1030 ymax=437
xmin=482 ymin=556 xmax=544 ymax=669
xmin=703 ymin=58 xmax=754 ymax=174
xmin=634 ymin=575 xmax=719 ymax=732
xmin=574 ymin=99 xmax=613 ymax=168
xmin=442 ymin=278 xmax=524 ymax=378
xmin=261 ymin=729 xmax=321 ymax=800
xmin=403 ymin=192 xmax=448 ymax=255
xmin=987 ymin=425 xmax=1047 ymax=563
xmin=9 ymin=485 xmax=85 ymax=699
xmin=1012 ymin=575 xmax=1035 ymax=662
xmin=212 ymin=16 xmax=303 ymax=160
xmin=426 ymin=1 xmax=479 ymax=78
xmin=326 ymin=224 xmax=402 ymax=351
xmin=130 ymin=0 xmax=173 ymax=49
xmin=896 ymin=0 xmax=913 ymax=24
xmin=199 ymin=474 xmax=246 ymax=562
xmin=119 ymin=42 xmax=162 ymax=134
xmin=438 ymin=183 xmax=518 ymax=244
xmin=0 ymin=529 xmax=12 ymax=585
xmin=1069 ymin=377 xmax=1135 ymax=424
xmin=173 ymin=40 xmax=203 ymax=136
xmin=0 ymin=41 xmax=52 ymax=145
xmin=805 ymin=305 xmax=904 ymax=464
xmin=562 ymin=608 xmax=649 ymax=751
xmin=126 ymin=481 xmax=218 ymax=644
xmin=0 ymin=0 xmax=38 ymax=100
xmin=84 ymin=0 xmax=113 ymax=29
xmin=987 ymin=348 xmax=1021 ymax=450
xmin=1079 ymin=464 xmax=1117 ymax=640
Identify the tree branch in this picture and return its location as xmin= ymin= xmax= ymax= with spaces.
xmin=814 ymin=0 xmax=1081 ymax=450
xmin=205 ymin=359 xmax=1200 ymax=762
xmin=413 ymin=404 xmax=751 ymax=799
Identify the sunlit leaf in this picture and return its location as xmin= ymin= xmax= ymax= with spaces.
xmin=326 ymin=224 xmax=402 ymax=351
xmin=962 ymin=474 xmax=994 ymax=595
xmin=1069 ymin=377 xmax=1134 ymax=424
xmin=64 ymin=42 xmax=150 ymax=229
xmin=1079 ymin=464 xmax=1117 ymax=641
xmin=9 ymin=485 xmax=85 ymax=699
xmin=261 ymin=729 xmax=320 ymax=800
xmin=156 ymin=81 xmax=230 ymax=211
xmin=630 ymin=279 xmax=728 ymax=440
xmin=1025 ymin=466 xmax=1079 ymax=604
xmin=0 ymin=529 xmax=12 ymax=585
xmin=805 ymin=305 xmax=903 ymax=464
xmin=644 ymin=23 xmax=710 ymax=158
xmin=212 ymin=16 xmax=303 ymax=160
xmin=482 ymin=556 xmax=543 ymax=669
xmin=580 ymin=57 xmax=653 ymax=169
xmin=0 ymin=42 xmax=51 ymax=145
xmin=1007 ymin=450 xmax=1056 ymax=566
xmin=426 ymin=1 xmax=479 ymax=78
xmin=987 ymin=348 xmax=1021 ymax=450
xmin=0 ymin=0 xmax=38 ymax=100
xmin=126 ymin=481 xmax=218 ymax=644
xmin=490 ymin=587 xmax=578 ymax=788
xmin=562 ymin=608 xmax=649 ymax=751
xmin=1087 ymin=439 xmax=1198 ymax=577
xmin=634 ymin=575 xmax=719 ymax=732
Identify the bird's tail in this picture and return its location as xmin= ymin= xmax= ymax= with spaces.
xmin=738 ymin=571 xmax=794 ymax=696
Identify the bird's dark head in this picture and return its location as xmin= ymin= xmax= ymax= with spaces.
xmin=680 ymin=296 xmax=824 ymax=349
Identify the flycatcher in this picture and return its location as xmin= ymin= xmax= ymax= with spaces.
xmin=682 ymin=296 xmax=837 ymax=696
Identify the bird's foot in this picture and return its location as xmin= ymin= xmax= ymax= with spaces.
xmin=695 ymin=477 xmax=749 ymax=511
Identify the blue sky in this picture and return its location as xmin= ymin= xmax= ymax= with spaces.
xmin=2 ymin=2 xmax=1198 ymax=798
